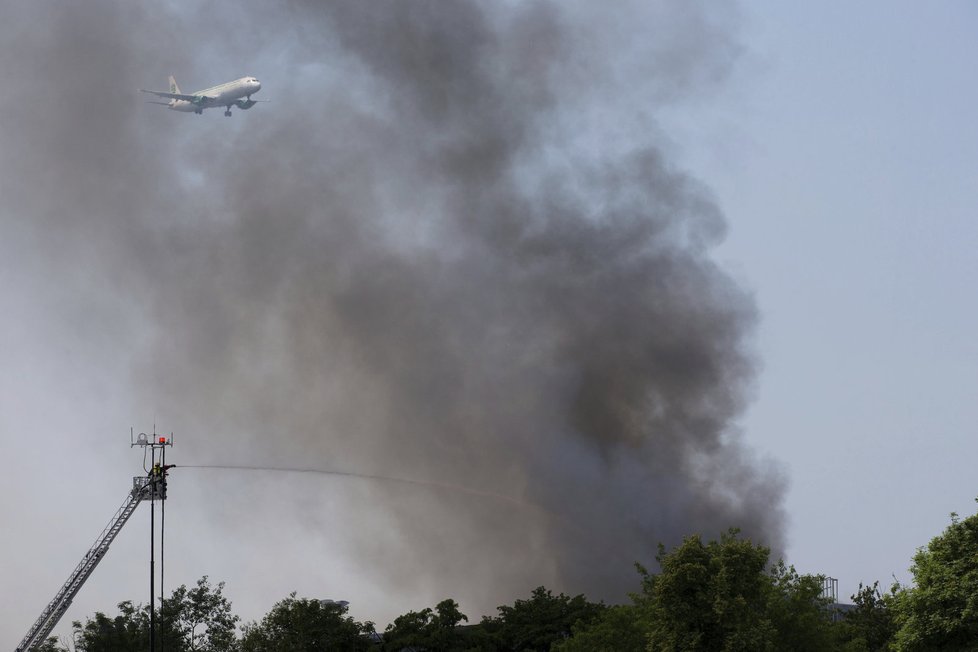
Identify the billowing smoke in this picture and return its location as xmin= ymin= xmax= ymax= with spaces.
xmin=1 ymin=0 xmax=784 ymax=620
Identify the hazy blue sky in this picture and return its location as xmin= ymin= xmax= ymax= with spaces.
xmin=693 ymin=1 xmax=978 ymax=599
xmin=2 ymin=1 xmax=977 ymax=646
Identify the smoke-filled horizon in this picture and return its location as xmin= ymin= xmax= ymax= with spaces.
xmin=1 ymin=0 xmax=785 ymax=627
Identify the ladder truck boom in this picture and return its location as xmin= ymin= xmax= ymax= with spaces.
xmin=15 ymin=474 xmax=164 ymax=652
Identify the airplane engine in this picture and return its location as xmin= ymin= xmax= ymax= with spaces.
xmin=235 ymin=99 xmax=258 ymax=110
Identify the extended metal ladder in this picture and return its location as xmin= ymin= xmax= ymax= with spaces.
xmin=15 ymin=476 xmax=160 ymax=652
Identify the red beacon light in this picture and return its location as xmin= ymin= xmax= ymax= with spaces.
xmin=130 ymin=429 xmax=173 ymax=449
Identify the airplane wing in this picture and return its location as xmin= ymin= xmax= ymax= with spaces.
xmin=139 ymin=89 xmax=213 ymax=103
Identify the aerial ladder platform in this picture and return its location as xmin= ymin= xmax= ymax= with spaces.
xmin=16 ymin=432 xmax=171 ymax=652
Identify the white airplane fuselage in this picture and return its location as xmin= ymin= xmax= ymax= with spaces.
xmin=168 ymin=77 xmax=261 ymax=113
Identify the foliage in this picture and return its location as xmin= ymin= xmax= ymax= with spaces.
xmin=640 ymin=530 xmax=776 ymax=651
xmin=550 ymin=604 xmax=645 ymax=652
xmin=481 ymin=586 xmax=605 ymax=651
xmin=586 ymin=529 xmax=837 ymax=652
xmin=381 ymin=598 xmax=468 ymax=651
xmin=893 ymin=506 xmax=978 ymax=651
xmin=37 ymin=636 xmax=70 ymax=652
xmin=72 ymin=601 xmax=149 ymax=652
xmin=162 ymin=576 xmax=240 ymax=651
xmin=833 ymin=581 xmax=899 ymax=652
xmin=764 ymin=560 xmax=833 ymax=652
xmin=241 ymin=593 xmax=375 ymax=651
xmin=71 ymin=578 xmax=238 ymax=652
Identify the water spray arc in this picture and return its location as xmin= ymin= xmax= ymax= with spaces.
xmin=176 ymin=464 xmax=543 ymax=514
xmin=173 ymin=464 xmax=629 ymax=566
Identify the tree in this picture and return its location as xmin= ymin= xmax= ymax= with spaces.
xmin=632 ymin=528 xmax=835 ymax=652
xmin=893 ymin=506 xmax=978 ymax=650
xmin=550 ymin=604 xmax=645 ymax=652
xmin=71 ymin=577 xmax=238 ymax=652
xmin=381 ymin=598 xmax=468 ymax=651
xmin=834 ymin=581 xmax=899 ymax=652
xmin=641 ymin=530 xmax=775 ymax=651
xmin=36 ymin=637 xmax=69 ymax=652
xmin=764 ymin=561 xmax=833 ymax=652
xmin=241 ymin=593 xmax=375 ymax=652
xmin=72 ymin=601 xmax=149 ymax=652
xmin=161 ymin=576 xmax=239 ymax=651
xmin=482 ymin=586 xmax=605 ymax=651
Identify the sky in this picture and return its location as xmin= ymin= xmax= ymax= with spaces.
xmin=2 ymin=1 xmax=977 ymax=646
xmin=681 ymin=0 xmax=978 ymax=599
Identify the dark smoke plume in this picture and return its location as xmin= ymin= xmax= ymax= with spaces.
xmin=1 ymin=0 xmax=783 ymax=619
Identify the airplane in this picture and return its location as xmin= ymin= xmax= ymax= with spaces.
xmin=140 ymin=75 xmax=265 ymax=116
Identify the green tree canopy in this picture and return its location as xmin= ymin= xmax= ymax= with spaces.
xmin=550 ymin=604 xmax=645 ymax=652
xmin=557 ymin=529 xmax=834 ymax=652
xmin=641 ymin=530 xmax=778 ymax=651
xmin=70 ymin=577 xmax=238 ymax=652
xmin=481 ymin=586 xmax=605 ymax=651
xmin=893 ymin=505 xmax=978 ymax=650
xmin=241 ymin=593 xmax=375 ymax=652
xmin=71 ymin=601 xmax=149 ymax=652
xmin=36 ymin=638 xmax=66 ymax=652
xmin=161 ymin=576 xmax=239 ymax=651
xmin=381 ymin=598 xmax=468 ymax=651
xmin=834 ymin=581 xmax=899 ymax=652
xmin=763 ymin=560 xmax=834 ymax=652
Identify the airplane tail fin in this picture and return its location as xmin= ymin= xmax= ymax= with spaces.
xmin=168 ymin=75 xmax=181 ymax=95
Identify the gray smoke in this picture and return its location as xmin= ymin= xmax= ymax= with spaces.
xmin=1 ymin=0 xmax=784 ymax=620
